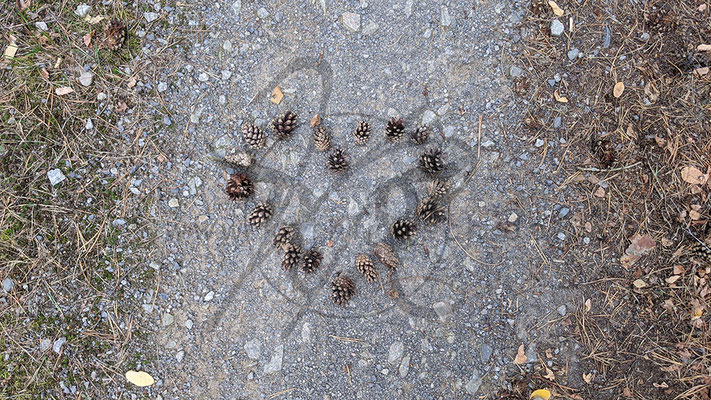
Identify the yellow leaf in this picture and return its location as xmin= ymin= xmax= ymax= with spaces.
xmin=681 ymin=166 xmax=708 ymax=185
xmin=84 ymin=15 xmax=105 ymax=24
xmin=613 ymin=82 xmax=625 ymax=98
xmin=691 ymin=307 xmax=704 ymax=320
xmin=530 ymin=389 xmax=552 ymax=400
xmin=270 ymin=86 xmax=284 ymax=104
xmin=548 ymin=0 xmax=564 ymax=16
xmin=55 ymin=86 xmax=74 ymax=96
xmin=553 ymin=90 xmax=568 ymax=103
xmin=633 ymin=279 xmax=648 ymax=289
xmin=125 ymin=370 xmax=155 ymax=387
xmin=3 ymin=43 xmax=18 ymax=60
xmin=514 ymin=344 xmax=527 ymax=365
xmin=583 ymin=372 xmax=593 ymax=384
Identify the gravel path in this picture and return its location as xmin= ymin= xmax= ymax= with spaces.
xmin=144 ymin=1 xmax=584 ymax=398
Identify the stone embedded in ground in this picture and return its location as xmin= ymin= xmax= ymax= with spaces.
xmin=53 ymin=337 xmax=66 ymax=353
xmin=433 ymin=301 xmax=453 ymax=321
xmin=78 ymin=70 xmax=93 ymax=87
xmin=399 ymin=354 xmax=410 ymax=377
xmin=551 ymin=19 xmax=564 ymax=36
xmin=341 ymin=12 xmax=361 ymax=32
xmin=263 ymin=345 xmax=284 ymax=373
xmin=144 ymin=12 xmax=159 ymax=22
xmin=388 ymin=341 xmax=404 ymax=364
xmin=47 ymin=169 xmax=66 ymax=186
xmin=244 ymin=338 xmax=261 ymax=359
xmin=481 ymin=343 xmax=493 ymax=362
xmin=465 ymin=372 xmax=482 ymax=394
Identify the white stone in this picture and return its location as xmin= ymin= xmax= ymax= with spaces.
xmin=508 ymin=213 xmax=518 ymax=223
xmin=176 ymin=350 xmax=184 ymax=362
xmin=440 ymin=5 xmax=453 ymax=27
xmin=198 ymin=72 xmax=209 ymax=82
xmin=342 ymin=12 xmax=361 ymax=32
xmin=168 ymin=198 xmax=179 ymax=208
xmin=144 ymin=12 xmax=159 ymax=23
xmin=244 ymin=339 xmax=261 ymax=359
xmin=78 ymin=70 xmax=93 ymax=87
xmin=149 ymin=262 xmax=160 ymax=270
xmin=185 ymin=319 xmax=193 ymax=329
xmin=75 ymin=4 xmax=91 ymax=17
xmin=404 ymin=0 xmax=414 ymax=17
xmin=535 ymin=138 xmax=545 ymax=147
xmin=2 ymin=278 xmax=14 ymax=292
xmin=53 ymin=337 xmax=66 ymax=353
xmin=232 ymin=0 xmax=242 ymax=19
xmin=551 ymin=19 xmax=564 ymax=36
xmin=47 ymin=169 xmax=66 ymax=186
xmin=97 ymin=92 xmax=107 ymax=101
xmin=433 ymin=301 xmax=452 ymax=321
xmin=465 ymin=373 xmax=482 ymax=394
xmin=257 ymin=7 xmax=269 ymax=19
xmin=263 ymin=345 xmax=284 ymax=373
xmin=157 ymin=82 xmax=168 ymax=92
xmin=399 ymin=354 xmax=410 ymax=377
xmin=362 ymin=21 xmax=378 ymax=35
xmin=85 ymin=118 xmax=93 ymax=130
xmin=161 ymin=313 xmax=174 ymax=327
xmin=203 ymin=290 xmax=214 ymax=301
xmin=301 ymin=323 xmax=311 ymax=342
xmin=35 ymin=22 xmax=48 ymax=31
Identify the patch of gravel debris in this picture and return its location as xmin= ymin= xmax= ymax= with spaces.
xmin=137 ymin=0 xmax=589 ymax=398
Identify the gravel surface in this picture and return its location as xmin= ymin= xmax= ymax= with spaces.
xmin=142 ymin=0 xmax=585 ymax=398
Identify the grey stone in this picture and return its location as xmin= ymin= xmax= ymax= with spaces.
xmin=85 ymin=118 xmax=93 ymax=130
xmin=557 ymin=305 xmax=567 ymax=316
xmin=558 ymin=208 xmax=569 ymax=218
xmin=185 ymin=319 xmax=193 ymax=329
xmin=557 ymin=232 xmax=566 ymax=240
xmin=244 ymin=338 xmax=262 ymax=359
xmin=567 ymin=48 xmax=579 ymax=60
xmin=112 ymin=219 xmax=126 ymax=227
xmin=481 ymin=344 xmax=493 ymax=362
xmin=78 ymin=70 xmax=93 ymax=87
xmin=342 ymin=12 xmax=361 ymax=32
xmin=388 ymin=341 xmax=404 ymax=364
xmin=263 ymin=345 xmax=284 ymax=373
xmin=362 ymin=21 xmax=378 ymax=35
xmin=465 ymin=372 xmax=482 ymax=394
xmin=75 ymin=4 xmax=90 ymax=17
xmin=53 ymin=337 xmax=66 ymax=353
xmin=443 ymin=126 xmax=456 ymax=138
xmin=421 ymin=110 xmax=436 ymax=126
xmin=602 ymin=25 xmax=611 ymax=48
xmin=257 ymin=7 xmax=269 ymax=19
xmin=48 ymin=169 xmax=66 ymax=186
xmin=551 ymin=19 xmax=564 ymax=36
xmin=176 ymin=350 xmax=184 ymax=362
xmin=509 ymin=65 xmax=523 ymax=78
xmin=440 ymin=5 xmax=453 ymax=27
xmin=40 ymin=339 xmax=51 ymax=352
xmin=2 ymin=278 xmax=14 ymax=292
xmin=97 ymin=92 xmax=107 ymax=101
xmin=399 ymin=354 xmax=410 ymax=377
xmin=158 ymin=82 xmax=168 ymax=92
xmin=161 ymin=313 xmax=174 ymax=327
xmin=534 ymin=138 xmax=545 ymax=147
xmin=301 ymin=323 xmax=311 ymax=342
xmin=404 ymin=0 xmax=414 ymax=17
xmin=198 ymin=72 xmax=209 ymax=82
xmin=190 ymin=107 xmax=203 ymax=123
xmin=553 ymin=116 xmax=562 ymax=129
xmin=232 ymin=1 xmax=242 ymax=19
xmin=525 ymin=342 xmax=538 ymax=363
xmin=149 ymin=262 xmax=160 ymax=270
xmin=35 ymin=22 xmax=48 ymax=31
xmin=433 ymin=301 xmax=452 ymax=321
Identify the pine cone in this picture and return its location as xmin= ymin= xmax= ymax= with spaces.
xmin=355 ymin=254 xmax=377 ymax=282
xmin=417 ymin=197 xmax=446 ymax=224
xmin=385 ymin=117 xmax=405 ymax=141
xmin=391 ymin=219 xmax=417 ymax=240
xmin=331 ymin=273 xmax=355 ymax=306
xmin=374 ymin=242 xmax=399 ymax=270
xmin=224 ymin=148 xmax=254 ymax=168
xmin=271 ymin=110 xmax=298 ymax=140
xmin=428 ymin=179 xmax=450 ymax=198
xmin=273 ymin=226 xmax=296 ymax=250
xmin=102 ymin=19 xmax=126 ymax=51
xmin=353 ymin=120 xmax=370 ymax=145
xmin=327 ymin=148 xmax=349 ymax=172
xmin=313 ymin=126 xmax=331 ymax=152
xmin=411 ymin=125 xmax=430 ymax=144
xmin=530 ymin=0 xmax=547 ymax=15
xmin=248 ymin=202 xmax=273 ymax=228
xmin=419 ymin=148 xmax=445 ymax=174
xmin=692 ymin=240 xmax=711 ymax=263
xmin=281 ymin=243 xmax=301 ymax=271
xmin=226 ymin=173 xmax=253 ymax=200
xmin=242 ymin=123 xmax=266 ymax=149
xmin=301 ymin=248 xmax=323 ymax=273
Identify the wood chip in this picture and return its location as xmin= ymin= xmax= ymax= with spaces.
xmin=613 ymin=81 xmax=625 ymax=98
xmin=55 ymin=86 xmax=74 ymax=95
xmin=310 ymin=114 xmax=321 ymax=127
xmin=270 ymin=86 xmax=284 ymax=104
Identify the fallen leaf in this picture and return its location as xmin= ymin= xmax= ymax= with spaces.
xmin=115 ymin=101 xmax=128 ymax=113
xmin=654 ymin=136 xmax=666 ymax=147
xmin=530 ymin=389 xmax=552 ymax=400
xmin=690 ymin=210 xmax=702 ymax=220
xmin=662 ymin=299 xmax=675 ymax=312
xmin=584 ymin=221 xmax=592 ymax=232
xmin=653 ymin=382 xmax=669 ymax=389
xmin=691 ymin=307 xmax=704 ymax=320
xmin=310 ymin=114 xmax=321 ymax=127
xmin=584 ymin=298 xmax=591 ymax=312
xmin=666 ymin=275 xmax=680 ymax=284
xmin=694 ymin=67 xmax=709 ymax=76
xmin=55 ymin=86 xmax=74 ymax=96
xmin=85 ymin=15 xmax=105 ymax=24
xmin=545 ymin=348 xmax=553 ymax=358
xmin=270 ymin=86 xmax=284 ymax=104
xmin=16 ymin=0 xmax=31 ymax=11
xmin=125 ymin=370 xmax=155 ymax=387
xmin=3 ymin=43 xmax=18 ymax=60
xmin=673 ymin=265 xmax=685 ymax=275
xmin=513 ymin=344 xmax=527 ymax=365
xmin=548 ymin=0 xmax=564 ymax=16
xmin=583 ymin=372 xmax=593 ymax=384
xmin=554 ymin=90 xmax=568 ymax=103
xmin=594 ymin=186 xmax=606 ymax=198
xmin=633 ymin=279 xmax=648 ymax=289
xmin=613 ymin=82 xmax=625 ymax=98
xmin=83 ymin=33 xmax=92 ymax=47
xmin=326 ymin=240 xmax=334 ymax=247
xmin=623 ymin=387 xmax=634 ymax=398
xmin=698 ymin=44 xmax=711 ymax=52
xmin=681 ymin=166 xmax=708 ymax=185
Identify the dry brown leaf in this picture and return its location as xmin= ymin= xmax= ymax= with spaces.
xmin=83 ymin=33 xmax=92 ymax=47
xmin=690 ymin=210 xmax=702 ymax=220
xmin=548 ymin=0 xmax=564 ymax=16
xmin=584 ymin=298 xmax=591 ymax=312
xmin=633 ymin=279 xmax=648 ymax=289
xmin=513 ymin=344 xmax=527 ymax=365
xmin=694 ymin=67 xmax=710 ymax=76
xmin=698 ymin=44 xmax=711 ymax=52
xmin=55 ymin=86 xmax=74 ymax=96
xmin=127 ymin=77 xmax=137 ymax=88
xmin=544 ymin=367 xmax=555 ymax=381
xmin=553 ymin=90 xmax=568 ymax=103
xmin=16 ymin=0 xmax=31 ymax=11
xmin=310 ymin=114 xmax=321 ymax=127
xmin=125 ymin=370 xmax=155 ymax=387
xmin=681 ymin=166 xmax=708 ymax=185
xmin=270 ymin=86 xmax=284 ymax=104
xmin=85 ymin=15 xmax=105 ymax=24
xmin=613 ymin=82 xmax=625 ymax=98
xmin=115 ymin=101 xmax=128 ymax=113
xmin=673 ymin=265 xmax=685 ymax=275
xmin=623 ymin=387 xmax=634 ymax=398
xmin=665 ymin=275 xmax=680 ymax=284
xmin=40 ymin=68 xmax=49 ymax=80
xmin=3 ymin=44 xmax=18 ymax=60
xmin=594 ymin=186 xmax=606 ymax=198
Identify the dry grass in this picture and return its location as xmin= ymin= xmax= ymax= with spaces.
xmin=502 ymin=0 xmax=710 ymax=398
xmin=0 ymin=0 xmax=171 ymax=397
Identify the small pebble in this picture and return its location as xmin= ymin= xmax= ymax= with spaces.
xmin=551 ymin=19 xmax=564 ymax=36
xmin=2 ymin=278 xmax=14 ymax=292
xmin=168 ymin=198 xmax=179 ymax=208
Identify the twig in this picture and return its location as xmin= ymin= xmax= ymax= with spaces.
xmin=576 ymin=161 xmax=641 ymax=172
